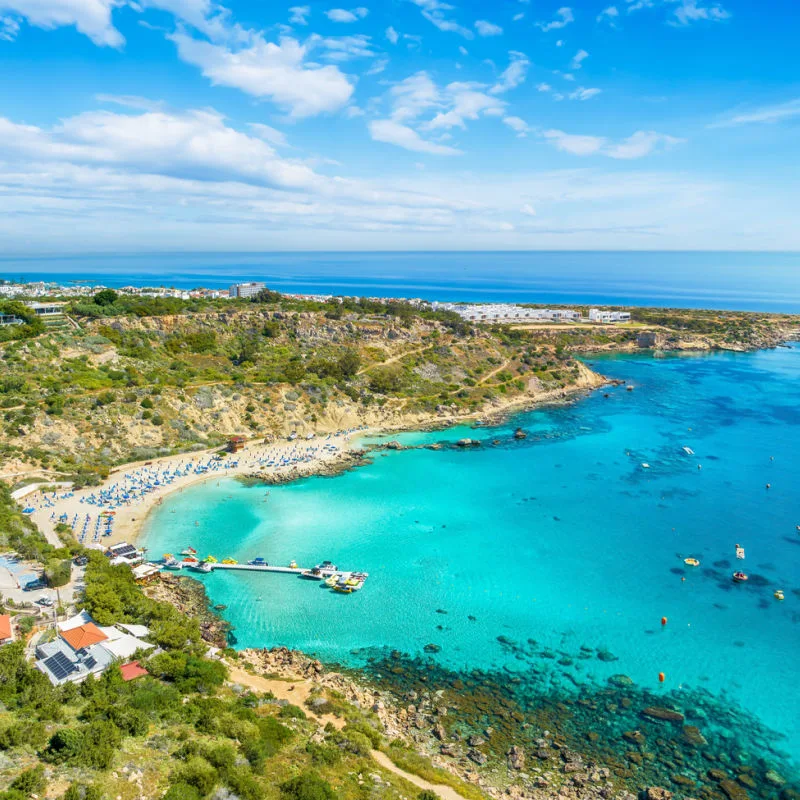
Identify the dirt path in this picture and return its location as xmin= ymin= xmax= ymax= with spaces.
xmin=226 ymin=666 xmax=472 ymax=800
xmin=357 ymin=343 xmax=436 ymax=374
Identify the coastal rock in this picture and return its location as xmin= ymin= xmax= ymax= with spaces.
xmin=597 ymin=649 xmax=619 ymax=662
xmin=644 ymin=787 xmax=673 ymax=800
xmin=608 ymin=674 xmax=634 ymax=688
xmin=641 ymin=707 xmax=685 ymax=723
xmin=432 ymin=724 xmax=446 ymax=741
xmin=507 ymin=745 xmax=525 ymax=771
xmin=513 ymin=428 xmax=528 ymax=439
xmin=467 ymin=749 xmax=487 ymax=766
xmin=720 ymin=780 xmax=750 ymax=800
xmin=423 ymin=643 xmax=441 ymax=654
xmin=764 ymin=770 xmax=786 ymax=787
xmin=468 ymin=735 xmax=486 ymax=747
xmin=682 ymin=726 xmax=708 ymax=747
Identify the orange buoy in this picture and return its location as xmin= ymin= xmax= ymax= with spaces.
xmin=658 ymin=672 xmax=665 ymax=683
xmin=661 ymin=616 xmax=668 ymax=626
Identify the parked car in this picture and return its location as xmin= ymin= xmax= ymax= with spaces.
xmin=22 ymin=578 xmax=46 ymax=592
xmin=35 ymin=597 xmax=54 ymax=607
xmin=72 ymin=555 xmax=88 ymax=566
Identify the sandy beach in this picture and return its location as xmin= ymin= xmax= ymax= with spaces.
xmin=24 ymin=431 xmax=365 ymax=550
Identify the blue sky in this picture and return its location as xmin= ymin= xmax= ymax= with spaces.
xmin=0 ymin=0 xmax=798 ymax=252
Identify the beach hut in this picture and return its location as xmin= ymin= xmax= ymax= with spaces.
xmin=227 ymin=435 xmax=246 ymax=453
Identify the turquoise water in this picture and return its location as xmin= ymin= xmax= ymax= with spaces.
xmin=141 ymin=345 xmax=800 ymax=761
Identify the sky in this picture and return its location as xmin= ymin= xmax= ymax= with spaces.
xmin=0 ymin=0 xmax=798 ymax=253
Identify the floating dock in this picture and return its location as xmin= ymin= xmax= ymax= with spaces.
xmin=209 ymin=563 xmax=305 ymax=574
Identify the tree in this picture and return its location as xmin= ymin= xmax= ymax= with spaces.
xmin=337 ymin=349 xmax=360 ymax=378
xmin=93 ymin=289 xmax=119 ymax=306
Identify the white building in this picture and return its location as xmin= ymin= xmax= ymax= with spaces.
xmin=437 ymin=303 xmax=580 ymax=323
xmin=589 ymin=309 xmax=631 ymax=324
xmin=229 ymin=282 xmax=266 ymax=299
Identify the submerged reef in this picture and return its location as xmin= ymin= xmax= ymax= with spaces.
xmin=348 ymin=643 xmax=799 ymax=800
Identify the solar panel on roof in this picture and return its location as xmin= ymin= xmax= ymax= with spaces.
xmin=43 ymin=651 xmax=77 ymax=680
xmin=83 ymin=655 xmax=97 ymax=669
xmin=111 ymin=544 xmax=136 ymax=556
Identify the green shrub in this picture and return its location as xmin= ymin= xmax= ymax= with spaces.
xmin=163 ymin=782 xmax=202 ymax=800
xmin=280 ymin=771 xmax=338 ymax=800
xmin=176 ymin=756 xmax=218 ymax=795
xmin=9 ymin=765 xmax=46 ymax=794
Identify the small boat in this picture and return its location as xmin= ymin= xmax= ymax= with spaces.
xmin=732 ymin=571 xmax=748 ymax=583
xmin=190 ymin=561 xmax=213 ymax=574
xmin=735 ymin=544 xmax=745 ymax=559
xmin=314 ymin=560 xmax=338 ymax=573
xmin=333 ymin=582 xmax=353 ymax=594
xmin=181 ymin=547 xmax=197 ymax=556
xmin=205 ymin=555 xmax=218 ymax=563
xmin=684 ymin=558 xmax=700 ymax=567
xmin=300 ymin=567 xmax=324 ymax=580
xmin=288 ymin=560 xmax=298 ymax=569
xmin=682 ymin=446 xmax=695 ymax=456
xmin=163 ymin=555 xmax=182 ymax=570
xmin=641 ymin=463 xmax=650 ymax=469
xmin=325 ymin=574 xmax=341 ymax=587
xmin=221 ymin=558 xmax=238 ymax=565
xmin=774 ymin=589 xmax=785 ymax=601
xmin=247 ymin=557 xmax=269 ymax=566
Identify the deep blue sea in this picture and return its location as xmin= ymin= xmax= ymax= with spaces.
xmin=141 ymin=344 xmax=800 ymax=764
xmin=3 ymin=250 xmax=800 ymax=311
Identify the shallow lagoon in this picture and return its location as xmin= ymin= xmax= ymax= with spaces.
xmin=142 ymin=345 xmax=800 ymax=765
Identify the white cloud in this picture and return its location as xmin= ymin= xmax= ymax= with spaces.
xmin=424 ymin=82 xmax=506 ymax=130
xmin=569 ymin=86 xmax=601 ymax=100
xmin=626 ymin=0 xmax=730 ymax=25
xmin=513 ymin=12 xmax=524 ymax=20
xmin=542 ymin=128 xmax=683 ymax=158
xmin=248 ymin=123 xmax=289 ymax=147
xmin=537 ymin=6 xmax=573 ymax=31
xmin=537 ymin=82 xmax=552 ymax=93
xmin=710 ymin=98 xmax=800 ymax=127
xmin=325 ymin=6 xmax=368 ymax=22
xmin=490 ymin=51 xmax=529 ymax=94
xmin=368 ymin=119 xmax=463 ymax=155
xmin=385 ymin=24 xmax=398 ymax=43
xmin=596 ymin=5 xmax=618 ymax=22
xmin=388 ymin=71 xmax=442 ymax=122
xmin=503 ymin=116 xmax=529 ymax=136
xmin=474 ymin=19 xmax=502 ymax=36
xmin=314 ymin=33 xmax=375 ymax=61
xmin=0 ymin=108 xmax=323 ymax=190
xmin=0 ymin=13 xmax=20 ymax=39
xmin=570 ymin=49 xmax=589 ymax=69
xmin=0 ymin=0 xmax=123 ymax=46
xmin=365 ymin=57 xmax=388 ymax=75
xmin=604 ymin=130 xmax=683 ymax=158
xmin=169 ymin=33 xmax=354 ymax=117
xmin=458 ymin=44 xmax=468 ymax=55
xmin=409 ymin=0 xmax=473 ymax=38
xmin=289 ymin=5 xmax=310 ymax=24
xmin=520 ymin=203 xmax=536 ymax=216
xmin=671 ymin=0 xmax=729 ymax=25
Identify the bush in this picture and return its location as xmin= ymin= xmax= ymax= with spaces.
xmin=280 ymin=772 xmax=338 ymax=800
xmin=177 ymin=756 xmax=218 ymax=796
xmin=163 ymin=783 xmax=202 ymax=800
xmin=9 ymin=765 xmax=46 ymax=794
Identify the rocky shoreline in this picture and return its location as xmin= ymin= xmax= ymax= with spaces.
xmin=231 ymin=646 xmax=799 ymax=800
